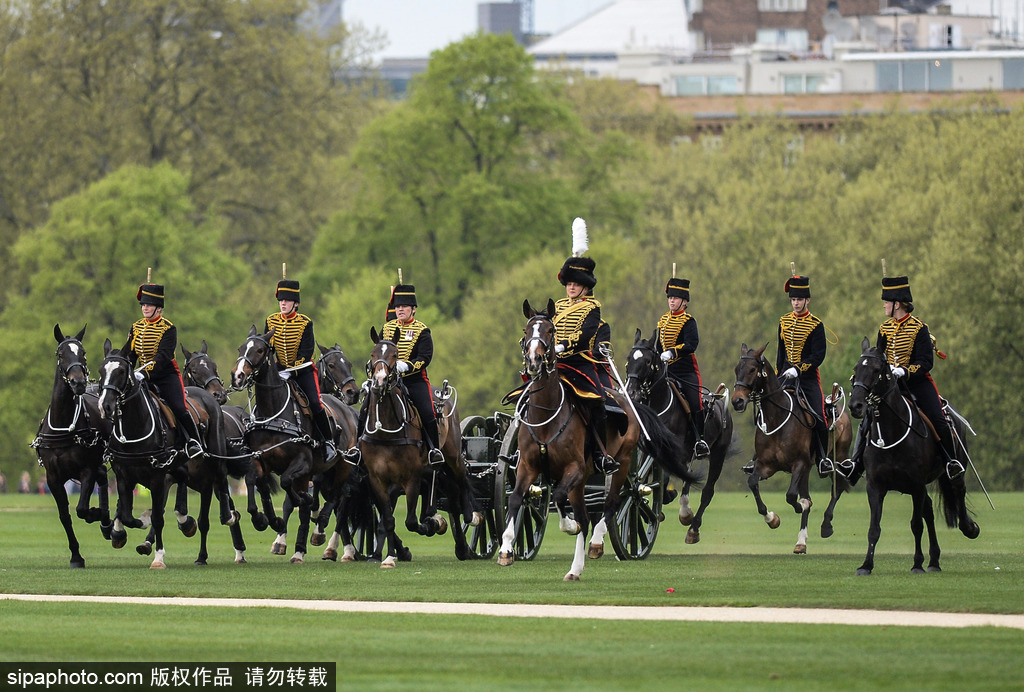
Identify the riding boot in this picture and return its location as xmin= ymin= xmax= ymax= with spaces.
xmin=691 ymin=410 xmax=710 ymax=458
xmin=342 ymin=400 xmax=369 ymax=464
xmin=424 ymin=417 xmax=444 ymax=465
xmin=179 ymin=415 xmax=204 ymax=459
xmin=815 ymin=425 xmax=834 ymax=478
xmin=312 ymin=409 xmax=337 ymax=463
xmin=939 ymin=434 xmax=965 ymax=481
xmin=841 ymin=421 xmax=869 ymax=485
xmin=590 ymin=402 xmax=618 ymax=474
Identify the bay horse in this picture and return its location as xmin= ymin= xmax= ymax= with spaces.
xmin=316 ymin=343 xmax=361 ymax=406
xmin=357 ymin=326 xmax=479 ymax=567
xmin=849 ymin=336 xmax=979 ymax=575
xmin=230 ymin=326 xmax=351 ymax=563
xmin=624 ymin=328 xmax=734 ymax=545
xmin=97 ymin=340 xmax=232 ymax=567
xmin=31 ymin=324 xmax=113 ymax=567
xmin=498 ymin=300 xmax=701 ymax=581
xmin=731 ymin=343 xmax=853 ymax=553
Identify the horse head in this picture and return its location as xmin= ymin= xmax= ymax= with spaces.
xmin=732 ymin=342 xmax=772 ymax=412
xmin=317 ymin=342 xmax=360 ymax=405
xmin=366 ymin=326 xmax=400 ymax=398
xmin=54 ymin=323 xmax=90 ymax=396
xmin=624 ymin=328 xmax=662 ymax=403
xmin=97 ymin=338 xmax=138 ymax=421
xmin=521 ymin=299 xmax=557 ymax=378
xmin=232 ymin=326 xmax=276 ymax=390
xmin=182 ymin=340 xmax=228 ymax=405
xmin=850 ymin=336 xmax=894 ymax=420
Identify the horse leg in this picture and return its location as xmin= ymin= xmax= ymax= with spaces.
xmin=96 ymin=466 xmax=113 ymax=540
xmin=921 ymin=494 xmax=942 ymax=572
xmin=791 ymin=469 xmax=811 ymax=554
xmin=857 ymin=483 xmax=886 ymax=576
xmin=498 ymin=461 xmax=539 ymax=566
xmin=686 ymin=451 xmax=725 ymax=545
xmin=149 ymin=481 xmax=169 ymax=569
xmin=244 ymin=470 xmax=269 ymax=532
xmin=588 ymin=517 xmax=607 ymax=559
xmin=173 ymin=476 xmax=198 ymax=538
xmin=272 ymin=495 xmax=293 ymax=556
xmin=368 ymin=477 xmax=399 ymax=568
xmin=909 ymin=488 xmax=928 ymax=573
xmin=565 ymin=485 xmax=589 ymax=581
xmin=291 ymin=501 xmax=311 ymax=564
xmin=228 ymin=508 xmax=248 ymax=564
xmin=215 ymin=473 xmax=238 ymax=527
xmin=820 ymin=474 xmax=849 ymax=539
xmin=747 ymin=469 xmax=779 ymax=530
xmin=592 ymin=472 xmax=626 ymax=559
xmin=440 ymin=473 xmax=474 ymax=561
xmin=552 ymin=468 xmax=586 ymax=536
xmin=47 ymin=471 xmax=84 ymax=568
xmin=192 ymin=484 xmax=213 ymax=566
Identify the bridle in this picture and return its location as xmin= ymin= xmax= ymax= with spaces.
xmin=184 ymin=351 xmax=224 ymax=390
xmin=366 ymin=341 xmax=400 ymax=395
xmin=364 ymin=340 xmax=409 ymax=435
xmin=626 ymin=344 xmax=670 ymax=413
xmin=522 ymin=316 xmax=556 ymax=377
xmin=56 ymin=337 xmax=90 ymax=388
xmin=235 ymin=335 xmax=296 ymax=425
xmin=99 ymin=354 xmax=162 ymax=449
xmin=320 ymin=349 xmax=356 ymax=397
xmin=734 ymin=352 xmax=804 ymax=435
xmin=851 ymin=349 xmax=921 ymax=447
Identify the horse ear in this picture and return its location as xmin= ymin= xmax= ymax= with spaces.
xmin=54 ymin=324 xmax=64 ymax=343
xmin=370 ymin=326 xmax=380 ymax=344
xmin=546 ymin=298 xmax=556 ymax=317
xmin=103 ymin=338 xmax=112 ymax=357
xmin=76 ymin=325 xmax=87 ymax=341
xmin=875 ymin=333 xmax=887 ymax=353
xmin=634 ymin=328 xmax=642 ymax=345
xmin=248 ymin=324 xmax=258 ymax=337
xmin=523 ymin=300 xmax=533 ymax=319
xmin=200 ymin=340 xmax=208 ymax=353
xmin=754 ymin=342 xmax=768 ymax=359
xmin=317 ymin=342 xmax=326 ymax=355
xmin=740 ymin=342 xmax=749 ymax=354
xmin=181 ymin=344 xmax=192 ymax=360
xmin=862 ymin=336 xmax=871 ymax=351
xmin=265 ymin=326 xmax=276 ymax=341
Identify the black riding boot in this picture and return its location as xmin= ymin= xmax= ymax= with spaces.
xmin=691 ymin=410 xmax=710 ymax=458
xmin=178 ymin=414 xmax=204 ymax=459
xmin=590 ymin=402 xmax=618 ymax=474
xmin=939 ymin=434 xmax=965 ymax=481
xmin=424 ymin=417 xmax=444 ymax=465
xmin=841 ymin=421 xmax=869 ymax=485
xmin=342 ymin=400 xmax=369 ymax=464
xmin=312 ymin=409 xmax=337 ymax=463
xmin=815 ymin=425 xmax=833 ymax=478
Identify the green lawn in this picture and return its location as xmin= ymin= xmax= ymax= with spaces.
xmin=1 ymin=488 xmax=1022 ymax=690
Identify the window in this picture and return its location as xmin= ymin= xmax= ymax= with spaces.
xmin=676 ymin=76 xmax=706 ymax=96
xmin=782 ymin=74 xmax=825 ymax=94
xmin=708 ymin=76 xmax=739 ymax=94
xmin=756 ymin=28 xmax=808 ymax=51
xmin=875 ymin=60 xmax=955 ymax=92
xmin=757 ymin=0 xmax=806 ymax=10
xmin=674 ymin=75 xmax=739 ymax=96
xmin=1004 ymin=59 xmax=1024 ymax=89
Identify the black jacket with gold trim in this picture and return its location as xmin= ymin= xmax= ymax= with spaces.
xmin=656 ymin=310 xmax=699 ymax=377
xmin=126 ymin=316 xmax=179 ymax=378
xmin=776 ymin=311 xmax=825 ymax=379
xmin=264 ymin=311 xmax=315 ymax=369
xmin=381 ymin=318 xmax=432 ymax=378
xmin=553 ymin=297 xmax=601 ymax=358
xmin=877 ymin=315 xmax=932 ymax=384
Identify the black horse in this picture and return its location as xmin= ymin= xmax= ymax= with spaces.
xmin=97 ymin=340 xmax=233 ymax=567
xmin=31 ymin=324 xmax=113 ymax=567
xmin=624 ymin=328 xmax=734 ymax=545
xmin=316 ymin=343 xmax=361 ymax=406
xmin=849 ymin=336 xmax=979 ymax=575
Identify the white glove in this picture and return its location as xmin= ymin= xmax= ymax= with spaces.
xmin=554 ymin=344 xmax=565 ymax=354
xmin=782 ymin=367 xmax=799 ymax=379
xmin=891 ymin=366 xmax=906 ymax=378
xmin=133 ymin=371 xmax=145 ymax=382
xmin=396 ymin=361 xmax=410 ymax=373
xmin=660 ymin=351 xmax=672 ymax=362
xmin=279 ymin=370 xmax=292 ymax=380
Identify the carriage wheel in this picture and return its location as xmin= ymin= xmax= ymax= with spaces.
xmin=499 ymin=419 xmax=550 ymax=560
xmin=458 ymin=416 xmax=506 ymax=559
xmin=607 ymin=447 xmax=664 ymax=560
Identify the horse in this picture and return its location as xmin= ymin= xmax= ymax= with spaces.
xmin=97 ymin=340 xmax=234 ymax=567
xmin=30 ymin=324 xmax=113 ymax=567
xmin=498 ymin=300 xmax=701 ymax=581
xmin=624 ymin=328 xmax=734 ymax=545
xmin=230 ymin=326 xmax=351 ymax=563
xmin=848 ymin=336 xmax=979 ymax=575
xmin=731 ymin=342 xmax=853 ymax=553
xmin=316 ymin=343 xmax=361 ymax=405
xmin=356 ymin=326 xmax=480 ymax=567
xmin=182 ymin=341 xmax=230 ymax=405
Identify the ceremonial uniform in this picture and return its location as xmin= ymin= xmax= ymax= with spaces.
xmin=267 ymin=279 xmax=335 ymax=461
xmin=655 ymin=277 xmax=708 ymax=457
xmin=126 ymin=283 xmax=202 ymax=456
xmin=776 ymin=275 xmax=831 ymax=470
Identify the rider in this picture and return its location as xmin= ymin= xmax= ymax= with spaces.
xmin=343 ymin=284 xmax=444 ymax=466
xmin=843 ymin=275 xmax=963 ymax=482
xmin=265 ymin=278 xmax=336 ymax=463
xmin=125 ymin=282 xmax=204 ymax=459
xmin=776 ymin=274 xmax=833 ymax=477
xmin=553 ymin=248 xmax=619 ymax=475
xmin=655 ymin=276 xmax=710 ymax=458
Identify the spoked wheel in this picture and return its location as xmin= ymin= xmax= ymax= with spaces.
xmin=458 ymin=415 xmax=506 ymax=559
xmin=607 ymin=447 xmax=664 ymax=560
xmin=498 ymin=419 xmax=550 ymax=560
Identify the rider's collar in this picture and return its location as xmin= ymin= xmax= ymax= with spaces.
xmin=279 ymin=310 xmax=298 ymax=319
xmin=670 ymin=308 xmax=687 ymax=316
xmin=144 ymin=315 xmax=161 ymax=324
xmin=792 ymin=310 xmax=809 ymax=318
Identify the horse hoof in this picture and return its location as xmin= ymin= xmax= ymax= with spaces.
xmin=70 ymin=558 xmax=85 ymax=569
xmin=311 ymin=532 xmax=325 ymax=547
xmin=290 ymin=555 xmax=304 ymax=564
xmin=821 ymin=524 xmax=834 ymax=539
xmin=856 ymin=568 xmax=872 ymax=576
xmin=793 ymin=544 xmax=807 ymax=555
xmin=434 ymin=516 xmax=448 ymax=536
xmin=911 ymin=567 xmax=925 ymax=574
xmin=111 ymin=531 xmax=127 ymax=550
xmin=927 ymin=565 xmax=941 ymax=573
xmin=497 ymin=552 xmax=514 ymax=566
xmin=381 ymin=556 xmax=397 ymax=569
xmin=766 ymin=512 xmax=780 ymax=529
xmin=194 ymin=559 xmax=208 ymax=566
xmin=962 ymin=522 xmax=980 ymax=540
xmin=100 ymin=522 xmax=113 ymax=541
xmin=251 ymin=514 xmax=269 ymax=532
xmin=685 ymin=529 xmax=700 ymax=545
xmin=678 ymin=511 xmax=694 ymax=527
xmin=235 ymin=556 xmax=247 ymax=565
xmin=397 ymin=547 xmax=413 ymax=562
xmin=270 ymin=543 xmax=287 ymax=556
xmin=563 ymin=573 xmax=580 ymax=582
xmin=136 ymin=542 xmax=153 ymax=556
xmin=150 ymin=561 xmax=166 ymax=570
xmin=179 ymin=517 xmax=198 ymax=538
xmin=588 ymin=544 xmax=604 ymax=559
xmin=340 ymin=554 xmax=357 ymax=563
xmin=322 ymin=548 xmax=338 ymax=561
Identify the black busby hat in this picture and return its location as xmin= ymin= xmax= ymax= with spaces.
xmin=136 ymin=283 xmax=164 ymax=308
xmin=666 ymin=278 xmax=690 ymax=300
xmin=276 ymin=279 xmax=300 ymax=303
xmin=390 ymin=284 xmax=417 ymax=307
xmin=881 ymin=276 xmax=913 ymax=303
xmin=784 ymin=275 xmax=811 ymax=299
xmin=557 ymin=217 xmax=597 ymax=289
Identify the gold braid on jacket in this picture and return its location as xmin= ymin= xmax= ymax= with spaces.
xmin=553 ymin=297 xmax=600 ymax=355
xmin=779 ymin=311 xmax=822 ymax=372
xmin=266 ymin=312 xmax=311 ymax=367
xmin=381 ymin=319 xmax=429 ymax=372
xmin=129 ymin=317 xmax=173 ymax=375
xmin=879 ymin=316 xmax=926 ymax=374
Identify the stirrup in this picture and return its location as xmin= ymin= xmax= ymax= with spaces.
xmin=693 ymin=439 xmax=711 ymax=458
xmin=186 ymin=439 xmax=204 ymax=459
xmin=946 ymin=459 xmax=965 ymax=481
xmin=428 ymin=448 xmax=445 ymax=465
xmin=497 ymin=449 xmax=520 ymax=469
xmin=594 ymin=454 xmax=619 ymax=475
xmin=835 ymin=459 xmax=856 ymax=479
xmin=741 ymin=461 xmax=755 ymax=475
xmin=341 ymin=446 xmax=362 ymax=465
xmin=322 ymin=441 xmax=337 ymax=464
xmin=817 ymin=458 xmax=835 ymax=478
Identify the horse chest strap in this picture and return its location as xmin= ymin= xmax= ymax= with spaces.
xmin=539 ymin=442 xmax=547 ymax=457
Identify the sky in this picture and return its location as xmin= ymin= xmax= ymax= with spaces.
xmin=342 ymin=0 xmax=613 ymax=61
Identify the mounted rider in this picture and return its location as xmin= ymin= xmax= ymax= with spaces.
xmin=553 ymin=217 xmax=618 ymax=475
xmin=654 ymin=273 xmax=710 ymax=459
xmin=775 ymin=272 xmax=833 ymax=477
xmin=124 ymin=281 xmax=203 ymax=459
xmin=842 ymin=273 xmax=963 ymax=482
xmin=344 ymin=282 xmax=444 ymax=466
xmin=264 ymin=276 xmax=336 ymax=463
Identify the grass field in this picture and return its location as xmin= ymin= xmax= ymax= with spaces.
xmin=1 ymin=486 xmax=1022 ymax=690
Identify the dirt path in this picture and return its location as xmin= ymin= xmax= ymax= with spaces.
xmin=4 ymin=593 xmax=1023 ymax=629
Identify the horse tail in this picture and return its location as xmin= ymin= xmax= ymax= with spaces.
xmin=935 ymin=475 xmax=968 ymax=530
xmin=634 ymin=402 xmax=703 ymax=485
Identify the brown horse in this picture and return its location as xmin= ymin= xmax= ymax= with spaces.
xmin=31 ymin=324 xmax=113 ymax=567
xmin=849 ymin=337 xmax=979 ymax=575
xmin=357 ymin=326 xmax=479 ymax=567
xmin=316 ymin=343 xmax=362 ymax=406
xmin=498 ymin=300 xmax=700 ymax=581
xmin=731 ymin=343 xmax=853 ymax=553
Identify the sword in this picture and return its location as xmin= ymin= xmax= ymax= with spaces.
xmin=598 ymin=343 xmax=651 ymax=442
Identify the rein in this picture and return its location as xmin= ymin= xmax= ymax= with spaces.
xmin=626 ymin=346 xmax=675 ymax=416
xmin=184 ymin=352 xmax=223 ymax=390
xmin=853 ymin=351 xmax=926 ymax=448
xmin=735 ymin=354 xmax=810 ymax=436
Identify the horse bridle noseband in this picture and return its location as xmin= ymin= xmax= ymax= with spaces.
xmin=185 ymin=352 xmax=223 ymax=390
xmin=320 ymin=351 xmax=356 ymax=395
xmin=626 ymin=344 xmax=667 ymax=405
xmin=522 ymin=317 xmax=556 ymax=375
xmin=56 ymin=338 xmax=90 ymax=386
xmin=366 ymin=340 xmax=400 ymax=394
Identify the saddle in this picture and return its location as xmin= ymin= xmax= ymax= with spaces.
xmin=286 ymin=379 xmax=339 ymax=435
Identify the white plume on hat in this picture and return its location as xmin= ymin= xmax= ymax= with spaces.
xmin=571 ymin=217 xmax=589 ymax=257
